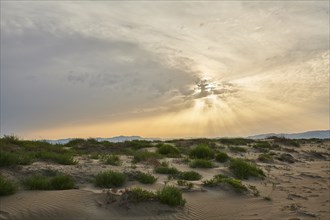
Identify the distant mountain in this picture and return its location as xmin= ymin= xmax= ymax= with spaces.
xmin=248 ymin=130 xmax=330 ymax=139
xmin=46 ymin=135 xmax=160 ymax=144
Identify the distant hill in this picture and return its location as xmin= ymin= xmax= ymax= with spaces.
xmin=248 ymin=130 xmax=330 ymax=139
xmin=47 ymin=135 xmax=159 ymax=145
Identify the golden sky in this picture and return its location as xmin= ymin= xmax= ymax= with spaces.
xmin=1 ymin=1 xmax=329 ymax=139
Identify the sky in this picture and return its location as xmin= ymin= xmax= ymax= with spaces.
xmin=1 ymin=1 xmax=329 ymax=139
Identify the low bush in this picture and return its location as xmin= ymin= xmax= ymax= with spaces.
xmin=215 ymin=152 xmax=230 ymax=163
xmin=177 ymin=180 xmax=193 ymax=189
xmin=154 ymin=166 xmax=179 ymax=175
xmin=102 ymin=154 xmax=121 ymax=166
xmin=258 ymin=153 xmax=274 ymax=163
xmin=229 ymin=159 xmax=265 ymax=179
xmin=157 ymin=144 xmax=180 ymax=157
xmin=218 ymin=138 xmax=254 ymax=146
xmin=202 ymin=174 xmax=248 ymax=193
xmin=133 ymin=151 xmax=162 ymax=163
xmin=95 ymin=170 xmax=127 ymax=188
xmin=0 ymin=175 xmax=17 ymax=196
xmin=189 ymin=144 xmax=215 ymax=159
xmin=229 ymin=146 xmax=247 ymax=153
xmin=0 ymin=151 xmax=34 ymax=167
xmin=23 ymin=174 xmax=75 ymax=190
xmin=128 ymin=187 xmax=156 ymax=202
xmin=157 ymin=185 xmax=186 ymax=207
xmin=189 ymin=159 xmax=214 ymax=168
xmin=136 ymin=172 xmax=157 ymax=184
xmin=177 ymin=171 xmax=202 ymax=181
xmin=35 ymin=151 xmax=77 ymax=165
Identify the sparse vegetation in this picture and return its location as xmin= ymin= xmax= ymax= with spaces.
xmin=177 ymin=171 xmax=202 ymax=181
xmin=215 ymin=152 xmax=230 ymax=162
xmin=101 ymin=154 xmax=121 ymax=166
xmin=229 ymin=159 xmax=265 ymax=179
xmin=177 ymin=180 xmax=193 ymax=189
xmin=189 ymin=144 xmax=215 ymax=159
xmin=203 ymin=174 xmax=248 ymax=193
xmin=154 ymin=165 xmax=179 ymax=175
xmin=133 ymin=151 xmax=162 ymax=163
xmin=157 ymin=185 xmax=186 ymax=207
xmin=95 ymin=171 xmax=127 ymax=188
xmin=0 ymin=175 xmax=17 ymax=196
xmin=128 ymin=187 xmax=156 ymax=202
xmin=218 ymin=138 xmax=254 ymax=146
xmin=23 ymin=174 xmax=75 ymax=190
xmin=135 ymin=172 xmax=157 ymax=184
xmin=229 ymin=146 xmax=247 ymax=153
xmin=258 ymin=153 xmax=274 ymax=163
xmin=157 ymin=144 xmax=180 ymax=157
xmin=190 ymin=159 xmax=214 ymax=168
xmin=271 ymin=137 xmax=300 ymax=147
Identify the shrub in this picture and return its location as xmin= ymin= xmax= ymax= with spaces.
xmin=0 ymin=175 xmax=17 ymax=196
xmin=154 ymin=166 xmax=179 ymax=175
xmin=202 ymin=174 xmax=248 ymax=193
xmin=95 ymin=171 xmax=127 ymax=188
xmin=136 ymin=172 xmax=157 ymax=184
xmin=177 ymin=171 xmax=202 ymax=181
xmin=157 ymin=144 xmax=180 ymax=157
xmin=253 ymin=142 xmax=272 ymax=152
xmin=229 ymin=146 xmax=247 ymax=153
xmin=0 ymin=151 xmax=34 ymax=167
xmin=189 ymin=159 xmax=214 ymax=168
xmin=215 ymin=152 xmax=230 ymax=163
xmin=102 ymin=154 xmax=121 ymax=166
xmin=229 ymin=159 xmax=265 ymax=179
xmin=133 ymin=151 xmax=162 ymax=163
xmin=157 ymin=185 xmax=186 ymax=207
xmin=258 ymin=153 xmax=273 ymax=163
xmin=177 ymin=180 xmax=193 ymax=189
xmin=35 ymin=151 xmax=77 ymax=165
xmin=272 ymin=137 xmax=300 ymax=147
xmin=129 ymin=187 xmax=156 ymax=202
xmin=23 ymin=174 xmax=75 ymax=190
xmin=189 ymin=144 xmax=214 ymax=159
xmin=218 ymin=138 xmax=254 ymax=146
xmin=50 ymin=176 xmax=75 ymax=190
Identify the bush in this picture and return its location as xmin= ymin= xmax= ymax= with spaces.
xmin=229 ymin=159 xmax=265 ymax=179
xmin=177 ymin=171 xmax=202 ymax=181
xmin=218 ymin=138 xmax=254 ymax=146
xmin=157 ymin=186 xmax=186 ymax=207
xmin=177 ymin=180 xmax=193 ymax=189
xmin=102 ymin=154 xmax=121 ymax=166
xmin=253 ymin=142 xmax=272 ymax=152
xmin=229 ymin=146 xmax=247 ymax=153
xmin=202 ymin=174 xmax=248 ymax=193
xmin=189 ymin=144 xmax=214 ymax=159
xmin=133 ymin=151 xmax=162 ymax=163
xmin=23 ymin=174 xmax=75 ymax=190
xmin=0 ymin=151 xmax=34 ymax=167
xmin=50 ymin=176 xmax=75 ymax=190
xmin=258 ymin=153 xmax=273 ymax=163
xmin=95 ymin=171 xmax=127 ymax=188
xmin=157 ymin=144 xmax=180 ymax=157
xmin=215 ymin=152 xmax=230 ymax=163
xmin=189 ymin=159 xmax=214 ymax=168
xmin=154 ymin=166 xmax=179 ymax=175
xmin=129 ymin=187 xmax=156 ymax=202
xmin=0 ymin=175 xmax=17 ymax=196
xmin=136 ymin=172 xmax=157 ymax=184
xmin=35 ymin=151 xmax=77 ymax=165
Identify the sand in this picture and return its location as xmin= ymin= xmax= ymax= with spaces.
xmin=1 ymin=140 xmax=329 ymax=220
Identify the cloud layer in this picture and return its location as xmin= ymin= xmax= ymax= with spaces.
xmin=1 ymin=1 xmax=329 ymax=138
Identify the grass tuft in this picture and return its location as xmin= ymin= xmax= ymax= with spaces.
xmin=0 ymin=175 xmax=17 ymax=196
xmin=215 ymin=152 xmax=230 ymax=163
xmin=95 ymin=170 xmax=127 ymax=188
xmin=157 ymin=185 xmax=186 ymax=207
xmin=177 ymin=171 xmax=202 ymax=181
xmin=189 ymin=159 xmax=214 ymax=168
xmin=135 ymin=172 xmax=157 ymax=184
xmin=229 ymin=159 xmax=265 ymax=179
xmin=189 ymin=144 xmax=215 ymax=159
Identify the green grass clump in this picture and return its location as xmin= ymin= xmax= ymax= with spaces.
xmin=0 ymin=151 xmax=34 ymax=167
xmin=189 ymin=159 xmax=214 ymax=168
xmin=202 ymin=174 xmax=248 ymax=193
xmin=133 ymin=151 xmax=162 ymax=163
xmin=229 ymin=159 xmax=265 ymax=179
xmin=258 ymin=153 xmax=274 ymax=163
xmin=229 ymin=146 xmax=247 ymax=153
xmin=129 ymin=187 xmax=156 ymax=202
xmin=35 ymin=151 xmax=77 ymax=165
xmin=157 ymin=185 xmax=186 ymax=207
xmin=102 ymin=154 xmax=121 ymax=166
xmin=177 ymin=180 xmax=193 ymax=189
xmin=177 ymin=171 xmax=202 ymax=181
xmin=23 ymin=174 xmax=75 ymax=190
xmin=95 ymin=170 xmax=127 ymax=188
xmin=0 ymin=175 xmax=17 ymax=196
xmin=154 ymin=166 xmax=179 ymax=175
xmin=253 ymin=142 xmax=272 ymax=152
xmin=157 ymin=144 xmax=180 ymax=157
xmin=215 ymin=152 xmax=230 ymax=163
xmin=136 ymin=172 xmax=157 ymax=184
xmin=189 ymin=144 xmax=215 ymax=159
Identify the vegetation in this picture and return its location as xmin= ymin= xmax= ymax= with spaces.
xmin=202 ymin=174 xmax=248 ymax=193
xmin=0 ymin=151 xmax=34 ymax=167
xmin=218 ymin=138 xmax=254 ymax=146
xmin=258 ymin=153 xmax=274 ymax=163
xmin=0 ymin=175 xmax=17 ymax=196
xmin=190 ymin=159 xmax=214 ymax=168
xmin=128 ymin=187 xmax=156 ymax=202
xmin=157 ymin=185 xmax=186 ymax=207
xmin=270 ymin=137 xmax=300 ymax=147
xmin=177 ymin=180 xmax=193 ymax=189
xmin=23 ymin=174 xmax=75 ymax=190
xmin=229 ymin=146 xmax=247 ymax=153
xmin=189 ymin=144 xmax=215 ymax=159
xmin=157 ymin=144 xmax=180 ymax=157
xmin=95 ymin=171 xmax=127 ymax=188
xmin=229 ymin=159 xmax=265 ymax=179
xmin=135 ymin=172 xmax=157 ymax=184
xmin=215 ymin=152 xmax=230 ymax=163
xmin=101 ymin=154 xmax=121 ymax=166
xmin=133 ymin=151 xmax=162 ymax=163
xmin=177 ymin=171 xmax=202 ymax=181
xmin=154 ymin=165 xmax=179 ymax=175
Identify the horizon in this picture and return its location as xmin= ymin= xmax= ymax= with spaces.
xmin=1 ymin=1 xmax=329 ymax=139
